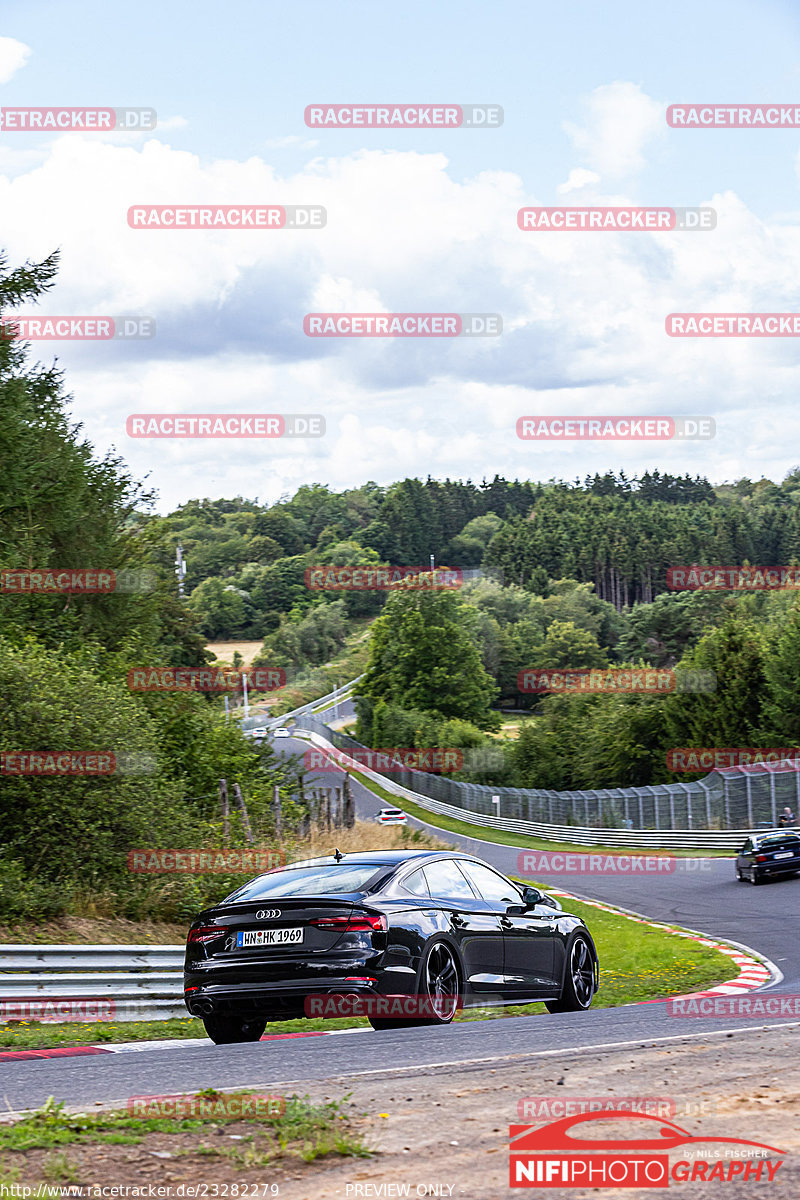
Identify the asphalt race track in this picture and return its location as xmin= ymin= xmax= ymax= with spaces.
xmin=3 ymin=729 xmax=798 ymax=1111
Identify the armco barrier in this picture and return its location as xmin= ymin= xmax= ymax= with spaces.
xmin=298 ymin=723 xmax=795 ymax=850
xmin=242 ymin=674 xmax=364 ymax=734
xmin=0 ymin=945 xmax=185 ymax=1023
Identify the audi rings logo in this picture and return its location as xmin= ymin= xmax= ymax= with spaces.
xmin=255 ymin=909 xmax=281 ymax=920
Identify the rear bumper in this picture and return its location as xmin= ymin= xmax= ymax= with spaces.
xmin=756 ymin=862 xmax=800 ymax=876
xmin=184 ymin=978 xmax=383 ymax=1019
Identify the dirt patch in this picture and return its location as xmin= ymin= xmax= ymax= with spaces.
xmin=205 ymin=641 xmax=265 ymax=667
xmin=3 ymin=1028 xmax=799 ymax=1196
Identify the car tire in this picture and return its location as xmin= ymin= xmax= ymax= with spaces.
xmin=368 ymin=940 xmax=461 ymax=1030
xmin=545 ymin=935 xmax=596 ymax=1013
xmin=749 ymin=870 xmax=762 ymax=886
xmin=736 ymin=868 xmax=745 ymax=881
xmin=202 ymin=1014 xmax=267 ymax=1044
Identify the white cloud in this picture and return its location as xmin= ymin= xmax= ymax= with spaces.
xmin=264 ymin=135 xmax=319 ymax=150
xmin=557 ymin=168 xmax=601 ymax=194
xmin=1 ymin=132 xmax=799 ymax=509
xmin=563 ymin=82 xmax=665 ymax=178
xmin=157 ymin=115 xmax=189 ymax=131
xmin=0 ymin=37 xmax=30 ymax=85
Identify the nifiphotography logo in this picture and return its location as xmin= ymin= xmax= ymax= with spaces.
xmin=509 ymin=1112 xmax=785 ymax=1187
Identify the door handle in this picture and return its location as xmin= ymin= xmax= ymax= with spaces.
xmin=500 ymin=916 xmax=514 ymax=929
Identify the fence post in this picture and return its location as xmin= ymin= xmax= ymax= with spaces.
xmin=220 ymin=779 xmax=230 ymax=845
xmin=343 ymin=774 xmax=355 ymax=828
xmin=232 ymin=782 xmax=254 ymax=845
xmin=724 ymin=775 xmax=731 ymax=829
xmin=745 ymin=771 xmax=754 ymax=828
xmin=770 ymin=768 xmax=777 ymax=828
xmin=273 ymin=784 xmax=282 ymax=839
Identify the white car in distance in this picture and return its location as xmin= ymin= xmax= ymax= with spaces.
xmin=376 ymin=807 xmax=407 ymax=825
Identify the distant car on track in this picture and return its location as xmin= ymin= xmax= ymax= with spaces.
xmin=184 ymin=849 xmax=599 ymax=1044
xmin=736 ymin=829 xmax=800 ymax=884
xmin=273 ymin=727 xmax=291 ymax=739
xmin=375 ymin=807 xmax=407 ymax=825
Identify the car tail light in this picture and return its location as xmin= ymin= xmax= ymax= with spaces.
xmin=309 ymin=913 xmax=387 ymax=933
xmin=755 ymin=854 xmax=768 ymax=863
xmin=187 ymin=925 xmax=223 ymax=944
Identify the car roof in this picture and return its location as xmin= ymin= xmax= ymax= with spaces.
xmin=267 ymin=849 xmax=483 ymax=871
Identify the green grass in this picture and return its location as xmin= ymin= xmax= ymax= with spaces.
xmin=0 ymin=1094 xmax=371 ymax=1165
xmin=350 ymin=768 xmax=734 ymax=858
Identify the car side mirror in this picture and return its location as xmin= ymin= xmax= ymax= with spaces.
xmin=521 ymin=886 xmax=543 ymax=907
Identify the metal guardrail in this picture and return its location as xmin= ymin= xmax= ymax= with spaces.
xmin=0 ymin=945 xmax=186 ymax=1023
xmin=262 ymin=674 xmax=363 ymax=730
xmin=299 ymin=725 xmax=776 ymax=851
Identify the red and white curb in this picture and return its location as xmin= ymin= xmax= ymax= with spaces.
xmin=0 ymin=1026 xmax=369 ymax=1063
xmin=547 ymin=886 xmax=777 ymax=1003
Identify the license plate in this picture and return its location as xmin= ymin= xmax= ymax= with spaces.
xmin=774 ymin=851 xmax=795 ymax=860
xmin=236 ymin=927 xmax=303 ymax=948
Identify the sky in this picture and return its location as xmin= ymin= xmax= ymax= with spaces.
xmin=3 ymin=0 xmax=800 ymax=511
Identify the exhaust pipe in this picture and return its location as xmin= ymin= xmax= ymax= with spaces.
xmin=192 ymin=997 xmax=215 ymax=1016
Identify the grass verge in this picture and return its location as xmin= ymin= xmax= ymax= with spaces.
xmin=0 ymin=1093 xmax=371 ymax=1184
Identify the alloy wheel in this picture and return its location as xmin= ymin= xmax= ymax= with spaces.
xmin=570 ymin=937 xmax=595 ymax=1007
xmin=423 ymin=943 xmax=460 ymax=1021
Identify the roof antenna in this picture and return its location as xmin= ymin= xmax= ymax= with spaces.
xmin=332 ymin=848 xmax=344 ymax=862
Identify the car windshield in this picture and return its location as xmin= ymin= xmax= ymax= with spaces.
xmin=224 ymin=863 xmax=382 ymax=902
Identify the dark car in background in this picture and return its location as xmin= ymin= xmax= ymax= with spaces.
xmin=736 ymin=830 xmax=800 ymax=884
xmin=184 ymin=849 xmax=599 ymax=1044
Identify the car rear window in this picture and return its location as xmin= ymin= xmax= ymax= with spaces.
xmin=224 ymin=864 xmax=382 ymax=902
xmin=759 ymin=836 xmax=800 ymax=850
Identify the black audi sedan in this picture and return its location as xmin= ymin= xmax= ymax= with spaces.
xmin=736 ymin=829 xmax=800 ymax=884
xmin=184 ymin=849 xmax=599 ymax=1044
